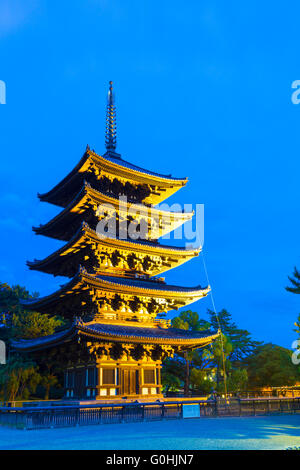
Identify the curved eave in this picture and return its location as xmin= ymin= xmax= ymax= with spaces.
xmin=38 ymin=151 xmax=90 ymax=204
xmin=11 ymin=323 xmax=219 ymax=352
xmin=20 ymin=271 xmax=210 ymax=312
xmin=78 ymin=324 xmax=219 ymax=349
xmin=28 ymin=222 xmax=201 ymax=276
xmin=11 ymin=326 xmax=77 ymax=352
xmin=38 ymin=149 xmax=188 ymax=207
xmin=34 ymin=183 xmax=194 ymax=240
xmin=92 ymin=274 xmax=209 ymax=299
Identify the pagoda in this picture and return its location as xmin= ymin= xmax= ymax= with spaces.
xmin=13 ymin=82 xmax=219 ymax=400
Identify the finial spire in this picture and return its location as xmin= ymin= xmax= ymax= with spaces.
xmin=105 ymin=81 xmax=117 ymax=151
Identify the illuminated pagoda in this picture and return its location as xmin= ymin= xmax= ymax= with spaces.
xmin=13 ymin=82 xmax=219 ymax=401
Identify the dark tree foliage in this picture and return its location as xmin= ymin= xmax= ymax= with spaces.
xmin=163 ymin=309 xmax=262 ymax=395
xmin=286 ymin=266 xmax=300 ymax=357
xmin=207 ymin=309 xmax=262 ymax=365
xmin=0 ymin=282 xmax=65 ymax=401
xmin=286 ymin=266 xmax=300 ymax=294
xmin=0 ymin=282 xmax=38 ymax=325
xmin=161 ymin=357 xmax=185 ymax=392
xmin=172 ymin=310 xmax=210 ymax=332
xmin=0 ymin=355 xmax=41 ymax=402
xmin=242 ymin=343 xmax=300 ymax=388
xmin=171 ymin=311 xmax=211 ymax=395
xmin=0 ymin=282 xmax=65 ymax=340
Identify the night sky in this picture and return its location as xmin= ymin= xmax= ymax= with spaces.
xmin=0 ymin=1 xmax=299 ymax=348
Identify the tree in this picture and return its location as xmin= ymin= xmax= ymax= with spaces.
xmin=161 ymin=357 xmax=185 ymax=393
xmin=286 ymin=267 xmax=300 ymax=349
xmin=192 ymin=346 xmax=216 ymax=371
xmin=227 ymin=368 xmax=248 ymax=393
xmin=190 ymin=368 xmax=216 ymax=395
xmin=0 ymin=356 xmax=41 ymax=402
xmin=161 ymin=372 xmax=181 ymax=393
xmin=41 ymin=373 xmax=59 ymax=400
xmin=294 ymin=313 xmax=300 ymax=336
xmin=171 ymin=311 xmax=210 ymax=396
xmin=211 ymin=333 xmax=232 ymax=390
xmin=0 ymin=283 xmax=38 ymax=324
xmin=0 ymin=282 xmax=66 ymax=401
xmin=243 ymin=343 xmax=300 ymax=388
xmin=286 ymin=267 xmax=300 ymax=294
xmin=207 ymin=309 xmax=261 ymax=364
xmin=0 ymin=282 xmax=65 ymax=339
xmin=172 ymin=310 xmax=210 ymax=332
xmin=164 ymin=308 xmax=262 ymax=397
xmin=12 ymin=311 xmax=64 ymax=339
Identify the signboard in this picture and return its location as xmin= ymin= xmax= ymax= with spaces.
xmin=182 ymin=404 xmax=200 ymax=419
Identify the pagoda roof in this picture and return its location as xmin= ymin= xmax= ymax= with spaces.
xmin=11 ymin=321 xmax=219 ymax=352
xmin=94 ymin=275 xmax=205 ymax=292
xmin=38 ymin=149 xmax=188 ymax=208
xmin=20 ymin=270 xmax=210 ymax=317
xmin=99 ymin=150 xmax=187 ymax=182
xmin=28 ymin=222 xmax=200 ymax=278
xmin=33 ymin=182 xmax=193 ymax=242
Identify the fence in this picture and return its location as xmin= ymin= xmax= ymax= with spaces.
xmin=0 ymin=397 xmax=300 ymax=430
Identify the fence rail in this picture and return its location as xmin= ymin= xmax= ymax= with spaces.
xmin=0 ymin=397 xmax=300 ymax=430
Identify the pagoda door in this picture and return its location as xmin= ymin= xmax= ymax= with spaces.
xmin=122 ymin=369 xmax=139 ymax=396
xmin=74 ymin=368 xmax=86 ymax=398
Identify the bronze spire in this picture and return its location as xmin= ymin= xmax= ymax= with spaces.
xmin=105 ymin=81 xmax=117 ymax=151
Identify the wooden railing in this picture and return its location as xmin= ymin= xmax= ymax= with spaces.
xmin=0 ymin=397 xmax=300 ymax=430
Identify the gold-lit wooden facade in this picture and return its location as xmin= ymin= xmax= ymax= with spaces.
xmin=34 ymin=182 xmax=193 ymax=241
xmin=28 ymin=222 xmax=200 ymax=279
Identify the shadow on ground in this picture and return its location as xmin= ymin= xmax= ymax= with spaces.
xmin=0 ymin=414 xmax=300 ymax=450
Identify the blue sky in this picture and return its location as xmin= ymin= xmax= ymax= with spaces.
xmin=0 ymin=0 xmax=299 ymax=347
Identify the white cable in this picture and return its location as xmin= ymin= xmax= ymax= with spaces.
xmin=201 ymin=250 xmax=228 ymax=399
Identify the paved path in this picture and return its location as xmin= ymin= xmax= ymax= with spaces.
xmin=0 ymin=415 xmax=300 ymax=450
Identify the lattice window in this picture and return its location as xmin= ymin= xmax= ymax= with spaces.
xmin=144 ymin=369 xmax=155 ymax=384
xmin=102 ymin=368 xmax=115 ymax=385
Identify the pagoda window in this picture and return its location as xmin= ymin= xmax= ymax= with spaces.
xmin=102 ymin=368 xmax=116 ymax=385
xmin=143 ymin=369 xmax=155 ymax=385
xmin=65 ymin=370 xmax=75 ymax=388
xmin=86 ymin=367 xmax=97 ymax=387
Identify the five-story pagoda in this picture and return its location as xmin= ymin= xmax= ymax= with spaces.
xmin=13 ymin=82 xmax=219 ymax=401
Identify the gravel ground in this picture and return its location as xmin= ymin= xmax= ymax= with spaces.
xmin=0 ymin=415 xmax=299 ymax=450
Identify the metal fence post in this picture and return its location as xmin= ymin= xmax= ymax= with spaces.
xmin=75 ymin=407 xmax=80 ymax=427
xmin=142 ymin=405 xmax=145 ymax=421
